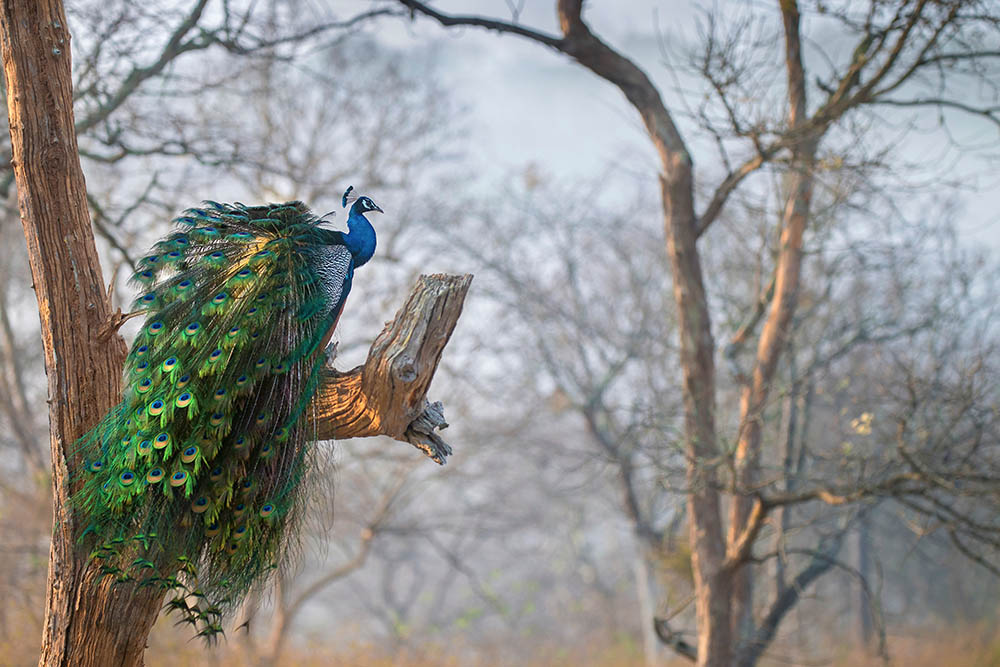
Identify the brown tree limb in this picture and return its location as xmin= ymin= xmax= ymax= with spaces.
xmin=728 ymin=0 xmax=818 ymax=642
xmin=311 ymin=273 xmax=471 ymax=464
xmin=395 ymin=3 xmax=731 ymax=663
xmin=395 ymin=0 xmax=563 ymax=49
xmin=0 ymin=1 xmax=159 ymax=664
xmin=695 ymin=154 xmax=766 ymax=237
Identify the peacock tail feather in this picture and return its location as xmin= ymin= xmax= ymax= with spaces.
xmin=72 ymin=199 xmax=367 ymax=640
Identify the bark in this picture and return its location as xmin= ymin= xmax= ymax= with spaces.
xmin=728 ymin=0 xmax=816 ymax=645
xmin=1 ymin=2 xmax=469 ymax=664
xmin=558 ymin=2 xmax=733 ymax=661
xmin=311 ymin=273 xmax=471 ymax=463
xmin=396 ymin=1 xmax=736 ymax=663
xmin=556 ymin=3 xmax=733 ymax=663
xmin=0 ymin=2 xmax=152 ymax=664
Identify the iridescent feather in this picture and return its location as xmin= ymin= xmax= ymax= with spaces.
xmin=72 ymin=194 xmax=379 ymax=639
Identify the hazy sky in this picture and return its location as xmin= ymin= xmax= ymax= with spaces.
xmin=328 ymin=0 xmax=1000 ymax=247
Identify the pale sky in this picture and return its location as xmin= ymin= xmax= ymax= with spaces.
xmin=326 ymin=0 xmax=1000 ymax=248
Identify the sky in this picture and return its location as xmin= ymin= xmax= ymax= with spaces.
xmin=320 ymin=0 xmax=1000 ymax=249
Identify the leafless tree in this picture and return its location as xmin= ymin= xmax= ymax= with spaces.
xmin=390 ymin=1 xmax=1000 ymax=664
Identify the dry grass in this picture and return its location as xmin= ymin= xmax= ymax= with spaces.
xmin=1 ymin=607 xmax=999 ymax=666
xmin=828 ymin=623 xmax=1000 ymax=667
xmin=142 ymin=634 xmax=649 ymax=667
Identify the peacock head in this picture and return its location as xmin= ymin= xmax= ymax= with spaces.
xmin=342 ymin=186 xmax=383 ymax=216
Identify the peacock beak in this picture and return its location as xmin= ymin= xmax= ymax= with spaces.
xmin=373 ymin=204 xmax=384 ymax=214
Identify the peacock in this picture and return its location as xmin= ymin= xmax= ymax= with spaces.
xmin=72 ymin=187 xmax=381 ymax=639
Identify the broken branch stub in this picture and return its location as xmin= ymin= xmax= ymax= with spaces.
xmin=311 ymin=273 xmax=472 ymax=463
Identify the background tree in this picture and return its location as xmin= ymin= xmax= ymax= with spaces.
xmin=390 ymin=1 xmax=1000 ymax=665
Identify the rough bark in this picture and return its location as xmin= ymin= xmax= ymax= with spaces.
xmin=1 ymin=2 xmax=469 ymax=664
xmin=0 ymin=2 xmax=152 ymax=664
xmin=312 ymin=273 xmax=471 ymax=463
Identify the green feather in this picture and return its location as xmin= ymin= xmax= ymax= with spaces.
xmin=71 ymin=200 xmax=352 ymax=639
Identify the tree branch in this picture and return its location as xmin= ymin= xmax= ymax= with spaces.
xmin=311 ymin=273 xmax=472 ymax=464
xmin=75 ymin=0 xmax=211 ymax=134
xmin=653 ymin=616 xmax=698 ymax=662
xmin=696 ymin=154 xmax=765 ymax=237
xmin=725 ymin=495 xmax=768 ymax=569
xmin=735 ymin=530 xmax=848 ymax=667
xmin=395 ymin=0 xmax=564 ymax=49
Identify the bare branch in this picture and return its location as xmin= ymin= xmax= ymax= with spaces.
xmin=311 ymin=273 xmax=472 ymax=464
xmin=696 ymin=154 xmax=766 ymax=236
xmin=653 ymin=616 xmax=698 ymax=662
xmin=395 ymin=0 xmax=563 ymax=49
xmin=75 ymin=0 xmax=211 ymax=134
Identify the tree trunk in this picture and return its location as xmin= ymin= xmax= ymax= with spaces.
xmin=728 ymin=1 xmax=816 ymax=648
xmin=658 ymin=169 xmax=732 ymax=667
xmin=0 ymin=1 xmax=164 ymax=664
xmin=634 ymin=548 xmax=663 ymax=667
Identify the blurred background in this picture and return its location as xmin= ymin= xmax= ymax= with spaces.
xmin=1 ymin=1 xmax=999 ymax=665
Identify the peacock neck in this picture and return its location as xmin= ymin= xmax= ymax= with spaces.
xmin=343 ymin=207 xmax=377 ymax=267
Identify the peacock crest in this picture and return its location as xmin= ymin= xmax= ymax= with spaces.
xmin=72 ymin=194 xmax=379 ymax=640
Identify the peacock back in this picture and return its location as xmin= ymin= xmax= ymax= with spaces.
xmin=73 ymin=200 xmax=356 ymax=638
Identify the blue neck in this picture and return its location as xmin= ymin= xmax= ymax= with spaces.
xmin=343 ymin=203 xmax=377 ymax=267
